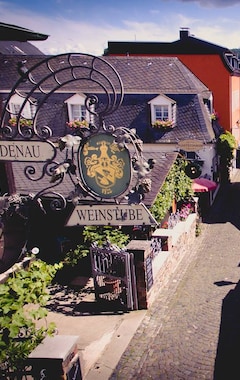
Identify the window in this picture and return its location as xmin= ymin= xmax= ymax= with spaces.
xmin=9 ymin=94 xmax=36 ymax=119
xmin=71 ymin=104 xmax=86 ymax=121
xmin=225 ymin=53 xmax=240 ymax=70
xmin=148 ymin=94 xmax=176 ymax=125
xmin=203 ymin=94 xmax=213 ymax=114
xmin=65 ymin=93 xmax=93 ymax=123
xmin=155 ymin=105 xmax=169 ymax=121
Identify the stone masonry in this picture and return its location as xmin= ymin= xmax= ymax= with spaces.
xmin=110 ymin=171 xmax=240 ymax=380
xmin=127 ymin=213 xmax=197 ymax=309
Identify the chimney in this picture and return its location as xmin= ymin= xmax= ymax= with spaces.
xmin=180 ymin=27 xmax=190 ymax=40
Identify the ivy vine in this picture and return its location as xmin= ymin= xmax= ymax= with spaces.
xmin=217 ymin=131 xmax=237 ymax=182
xmin=150 ymin=158 xmax=194 ymax=223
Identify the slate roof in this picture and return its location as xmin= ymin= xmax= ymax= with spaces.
xmin=11 ymin=147 xmax=178 ymax=208
xmin=105 ymin=38 xmax=233 ymax=56
xmin=97 ymin=57 xmax=217 ymax=144
xmin=0 ymin=55 xmax=218 ymax=143
xmin=0 ymin=41 xmax=45 ymax=55
xmin=103 ymin=92 xmax=217 ymax=143
xmin=0 ymin=54 xmax=219 ymax=206
xmin=0 ymin=55 xmax=49 ymax=90
xmin=0 ymin=23 xmax=46 ymax=56
xmin=0 ymin=55 xmax=208 ymax=93
xmin=103 ymin=56 xmax=209 ymax=94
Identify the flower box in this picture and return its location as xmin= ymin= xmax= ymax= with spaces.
xmin=8 ymin=117 xmax=33 ymax=127
xmin=66 ymin=119 xmax=89 ymax=129
xmin=152 ymin=120 xmax=174 ymax=129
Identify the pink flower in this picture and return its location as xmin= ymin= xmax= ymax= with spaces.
xmin=66 ymin=120 xmax=89 ymax=129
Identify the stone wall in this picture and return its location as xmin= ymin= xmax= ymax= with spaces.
xmin=126 ymin=213 xmax=197 ymax=309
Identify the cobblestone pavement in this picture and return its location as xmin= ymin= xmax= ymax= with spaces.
xmin=110 ymin=173 xmax=240 ymax=380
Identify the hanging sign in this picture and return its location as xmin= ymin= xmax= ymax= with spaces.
xmin=0 ymin=140 xmax=55 ymax=162
xmin=66 ymin=203 xmax=158 ymax=226
xmin=78 ymin=133 xmax=131 ymax=199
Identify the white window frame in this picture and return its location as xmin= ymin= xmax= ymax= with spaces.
xmin=148 ymin=94 xmax=176 ymax=125
xmin=9 ymin=94 xmax=36 ymax=119
xmin=71 ymin=104 xmax=86 ymax=121
xmin=154 ymin=105 xmax=169 ymax=121
xmin=65 ymin=93 xmax=93 ymax=123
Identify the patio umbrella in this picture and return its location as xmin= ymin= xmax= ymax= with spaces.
xmin=192 ymin=177 xmax=218 ymax=192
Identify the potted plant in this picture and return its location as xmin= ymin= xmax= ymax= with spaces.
xmin=103 ymin=277 xmax=121 ymax=293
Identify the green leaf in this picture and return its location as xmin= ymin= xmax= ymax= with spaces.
xmin=0 ymin=258 xmax=60 ymax=369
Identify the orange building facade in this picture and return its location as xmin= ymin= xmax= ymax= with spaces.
xmin=105 ymin=29 xmax=240 ymax=144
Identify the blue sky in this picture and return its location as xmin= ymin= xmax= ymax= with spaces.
xmin=0 ymin=0 xmax=240 ymax=55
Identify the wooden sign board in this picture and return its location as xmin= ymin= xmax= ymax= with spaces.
xmin=0 ymin=140 xmax=55 ymax=162
xmin=66 ymin=203 xmax=158 ymax=226
xmin=178 ymin=139 xmax=204 ymax=152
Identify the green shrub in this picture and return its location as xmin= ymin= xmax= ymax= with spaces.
xmin=83 ymin=225 xmax=130 ymax=248
xmin=217 ymin=131 xmax=237 ymax=182
xmin=62 ymin=244 xmax=89 ymax=267
xmin=0 ymin=259 xmax=62 ymax=370
xmin=60 ymin=226 xmax=130 ymax=269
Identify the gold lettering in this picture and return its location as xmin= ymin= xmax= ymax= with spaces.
xmin=102 ymin=188 xmax=112 ymax=194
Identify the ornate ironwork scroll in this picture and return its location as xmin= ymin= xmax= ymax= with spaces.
xmin=0 ymin=53 xmax=155 ymax=214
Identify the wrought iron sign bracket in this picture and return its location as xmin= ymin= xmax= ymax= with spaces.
xmin=0 ymin=53 xmax=156 ymax=218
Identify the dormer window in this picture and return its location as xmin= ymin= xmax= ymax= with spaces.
xmin=148 ymin=94 xmax=176 ymax=126
xmin=9 ymin=94 xmax=36 ymax=119
xmin=65 ymin=93 xmax=93 ymax=124
xmin=203 ymin=93 xmax=213 ymax=114
xmin=225 ymin=53 xmax=240 ymax=70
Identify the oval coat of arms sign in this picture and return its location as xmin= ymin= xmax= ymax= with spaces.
xmin=79 ymin=133 xmax=131 ymax=199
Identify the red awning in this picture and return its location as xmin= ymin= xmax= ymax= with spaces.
xmin=192 ymin=178 xmax=218 ymax=192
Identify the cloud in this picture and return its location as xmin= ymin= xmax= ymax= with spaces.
xmin=178 ymin=0 xmax=240 ymax=7
xmin=0 ymin=0 xmax=240 ymax=57
xmin=0 ymin=3 xmax=105 ymax=55
xmin=2 ymin=10 xmax=178 ymax=56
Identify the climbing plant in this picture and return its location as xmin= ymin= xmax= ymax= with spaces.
xmin=83 ymin=225 xmax=130 ymax=248
xmin=59 ymin=226 xmax=130 ymax=269
xmin=150 ymin=158 xmax=194 ymax=223
xmin=0 ymin=259 xmax=62 ymax=372
xmin=62 ymin=243 xmax=89 ymax=267
xmin=217 ymin=131 xmax=237 ymax=183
